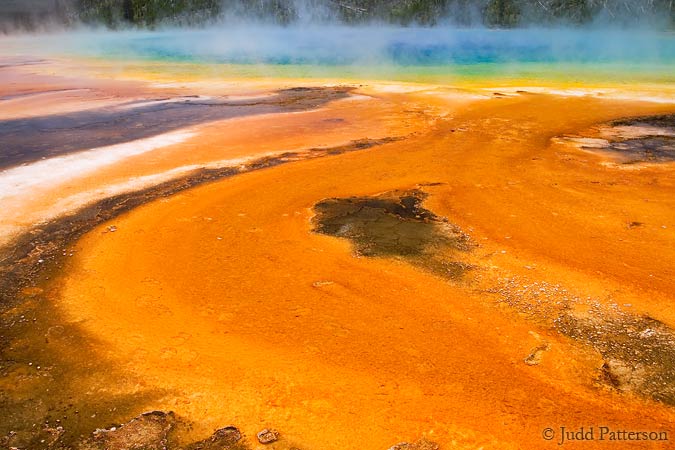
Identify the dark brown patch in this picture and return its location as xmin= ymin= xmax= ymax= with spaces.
xmin=312 ymin=189 xmax=472 ymax=279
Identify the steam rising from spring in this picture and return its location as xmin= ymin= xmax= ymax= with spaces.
xmin=0 ymin=2 xmax=674 ymax=87
xmin=1 ymin=0 xmax=674 ymax=32
xmin=13 ymin=26 xmax=675 ymax=69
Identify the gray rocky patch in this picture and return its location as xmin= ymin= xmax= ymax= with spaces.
xmin=256 ymin=428 xmax=279 ymax=444
xmin=557 ymin=113 xmax=675 ymax=165
xmin=556 ymin=309 xmax=675 ymax=404
xmin=77 ymin=411 xmax=175 ymax=450
xmin=488 ymin=276 xmax=675 ymax=405
xmin=388 ymin=438 xmax=440 ymax=450
xmin=185 ymin=426 xmax=244 ymax=450
xmin=0 ymin=411 xmax=251 ymax=450
xmin=524 ymin=342 xmax=550 ymax=366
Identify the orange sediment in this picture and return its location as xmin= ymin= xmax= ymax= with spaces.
xmin=51 ymin=86 xmax=675 ymax=450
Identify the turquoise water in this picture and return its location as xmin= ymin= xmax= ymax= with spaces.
xmin=17 ymin=27 xmax=675 ymax=85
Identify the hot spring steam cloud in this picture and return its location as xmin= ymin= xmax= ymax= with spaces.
xmin=22 ymin=27 xmax=675 ymax=72
xmin=1 ymin=0 xmax=675 ymax=32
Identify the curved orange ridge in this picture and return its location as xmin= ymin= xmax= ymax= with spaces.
xmin=54 ymin=85 xmax=675 ymax=450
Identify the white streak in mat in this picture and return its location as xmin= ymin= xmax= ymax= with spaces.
xmin=51 ymin=153 xmax=276 ymax=214
xmin=0 ymin=152 xmax=274 ymax=248
xmin=0 ymin=129 xmax=196 ymax=203
xmin=370 ymin=84 xmax=429 ymax=93
xmin=117 ymin=96 xmax=215 ymax=110
xmin=48 ymin=158 xmax=251 ymax=212
xmin=483 ymin=87 xmax=675 ymax=103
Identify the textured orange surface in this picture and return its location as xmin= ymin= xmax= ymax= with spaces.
xmin=53 ymin=87 xmax=675 ymax=449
